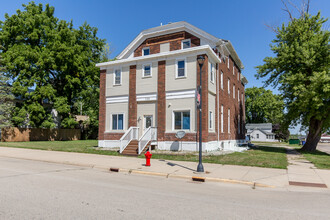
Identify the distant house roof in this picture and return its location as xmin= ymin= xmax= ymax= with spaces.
xmin=246 ymin=123 xmax=272 ymax=130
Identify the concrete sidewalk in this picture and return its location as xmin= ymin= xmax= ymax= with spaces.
xmin=0 ymin=146 xmax=329 ymax=191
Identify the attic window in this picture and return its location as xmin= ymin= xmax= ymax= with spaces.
xmin=143 ymin=47 xmax=150 ymax=56
xmin=181 ymin=39 xmax=191 ymax=49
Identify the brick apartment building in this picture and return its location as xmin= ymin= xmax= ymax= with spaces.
xmin=96 ymin=21 xmax=248 ymax=155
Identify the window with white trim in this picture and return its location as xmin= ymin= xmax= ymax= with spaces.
xmin=257 ymin=133 xmax=259 ymax=139
xmin=143 ymin=47 xmax=150 ymax=56
xmin=233 ymin=84 xmax=235 ymax=99
xmin=210 ymin=63 xmax=215 ymax=83
xmin=228 ymin=78 xmax=230 ymax=94
xmin=237 ymin=71 xmax=240 ymax=81
xmin=221 ymin=105 xmax=224 ymax=133
xmin=143 ymin=64 xmax=151 ymax=77
xmin=233 ymin=66 xmax=235 ymax=75
xmin=228 ymin=108 xmax=230 ymax=133
xmin=176 ymin=60 xmax=185 ymax=78
xmin=173 ymin=111 xmax=190 ymax=130
xmin=221 ymin=71 xmax=223 ymax=89
xmin=209 ymin=111 xmax=213 ymax=130
xmin=114 ymin=69 xmax=121 ymax=85
xmin=227 ymin=57 xmax=230 ymax=69
xmin=112 ymin=114 xmax=124 ymax=130
xmin=181 ymin=39 xmax=191 ymax=49
xmin=238 ymin=89 xmax=240 ymax=102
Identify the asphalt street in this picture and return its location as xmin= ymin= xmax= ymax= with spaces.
xmin=317 ymin=143 xmax=330 ymax=154
xmin=1 ymin=156 xmax=330 ymax=220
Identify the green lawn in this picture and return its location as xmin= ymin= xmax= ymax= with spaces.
xmin=140 ymin=145 xmax=288 ymax=169
xmin=299 ymin=150 xmax=330 ymax=169
xmin=0 ymin=140 xmax=120 ymax=156
xmin=0 ymin=140 xmax=288 ymax=169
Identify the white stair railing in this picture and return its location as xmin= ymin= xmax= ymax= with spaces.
xmin=138 ymin=127 xmax=157 ymax=155
xmin=120 ymin=127 xmax=139 ymax=153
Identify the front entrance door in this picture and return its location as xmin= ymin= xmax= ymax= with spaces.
xmin=144 ymin=115 xmax=153 ymax=132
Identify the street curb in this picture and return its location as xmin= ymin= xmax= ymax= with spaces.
xmin=111 ymin=167 xmax=276 ymax=188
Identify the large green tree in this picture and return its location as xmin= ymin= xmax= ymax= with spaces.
xmin=0 ymin=49 xmax=14 ymax=128
xmin=0 ymin=2 xmax=105 ymax=130
xmin=245 ymin=87 xmax=284 ymax=124
xmin=256 ymin=6 xmax=330 ymax=151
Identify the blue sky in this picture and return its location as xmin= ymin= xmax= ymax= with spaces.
xmin=1 ymin=0 xmax=329 ymax=134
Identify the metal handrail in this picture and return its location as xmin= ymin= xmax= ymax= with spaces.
xmin=120 ymin=127 xmax=139 ymax=153
xmin=138 ymin=127 xmax=157 ymax=155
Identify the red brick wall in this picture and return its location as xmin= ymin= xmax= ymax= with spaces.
xmin=98 ymin=69 xmax=106 ymax=140
xmin=134 ymin=31 xmax=200 ymax=57
xmin=157 ymin=61 xmax=166 ymax=141
xmin=217 ymin=54 xmax=245 ymax=141
xmin=129 ymin=65 xmax=137 ymax=127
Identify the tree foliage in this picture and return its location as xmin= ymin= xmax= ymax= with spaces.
xmin=245 ymin=87 xmax=285 ymax=124
xmin=0 ymin=50 xmax=14 ymax=128
xmin=256 ymin=8 xmax=330 ymax=151
xmin=0 ymin=2 xmax=105 ymax=130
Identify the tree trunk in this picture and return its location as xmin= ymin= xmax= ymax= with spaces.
xmin=301 ymin=117 xmax=323 ymax=152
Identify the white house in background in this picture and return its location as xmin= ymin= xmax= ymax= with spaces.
xmin=246 ymin=123 xmax=276 ymax=142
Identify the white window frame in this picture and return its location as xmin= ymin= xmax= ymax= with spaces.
xmin=228 ymin=78 xmax=230 ymax=94
xmin=233 ymin=66 xmax=235 ymax=75
xmin=113 ymin=68 xmax=122 ymax=86
xmin=237 ymin=71 xmax=240 ymax=81
xmin=181 ymin=39 xmax=191 ymax=49
xmin=142 ymin=64 xmax=152 ymax=78
xmin=172 ymin=109 xmax=191 ymax=131
xmin=228 ymin=108 xmax=230 ymax=134
xmin=142 ymin=47 xmax=150 ymax=56
xmin=221 ymin=105 xmax=224 ymax=133
xmin=233 ymin=84 xmax=235 ymax=99
xmin=220 ymin=71 xmax=223 ymax=90
xmin=111 ymin=113 xmax=125 ymax=131
xmin=257 ymin=133 xmax=259 ymax=139
xmin=227 ymin=57 xmax=230 ymax=69
xmin=210 ymin=62 xmax=215 ymax=83
xmin=176 ymin=59 xmax=186 ymax=78
xmin=209 ymin=111 xmax=214 ymax=130
xmin=238 ymin=89 xmax=240 ymax=102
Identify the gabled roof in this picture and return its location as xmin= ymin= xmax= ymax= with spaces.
xmin=116 ymin=21 xmax=244 ymax=69
xmin=246 ymin=123 xmax=273 ymax=130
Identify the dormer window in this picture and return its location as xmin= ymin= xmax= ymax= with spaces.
xmin=181 ymin=39 xmax=191 ymax=49
xmin=143 ymin=47 xmax=150 ymax=56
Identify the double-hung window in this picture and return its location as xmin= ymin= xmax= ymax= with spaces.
xmin=238 ymin=89 xmax=240 ymax=102
xmin=220 ymin=71 xmax=223 ymax=89
xmin=114 ymin=69 xmax=121 ymax=85
xmin=233 ymin=84 xmax=235 ymax=99
xmin=112 ymin=114 xmax=124 ymax=130
xmin=143 ymin=47 xmax=150 ymax=56
xmin=221 ymin=105 xmax=224 ymax=133
xmin=210 ymin=63 xmax=215 ymax=83
xmin=209 ymin=111 xmax=213 ymax=130
xmin=228 ymin=108 xmax=230 ymax=133
xmin=174 ymin=111 xmax=190 ymax=130
xmin=177 ymin=60 xmax=185 ymax=78
xmin=181 ymin=39 xmax=191 ymax=49
xmin=228 ymin=78 xmax=230 ymax=94
xmin=143 ymin=64 xmax=151 ymax=77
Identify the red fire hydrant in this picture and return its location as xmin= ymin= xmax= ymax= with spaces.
xmin=145 ymin=151 xmax=152 ymax=166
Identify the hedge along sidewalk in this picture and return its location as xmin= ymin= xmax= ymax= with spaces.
xmin=0 ymin=140 xmax=288 ymax=169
